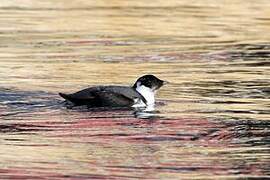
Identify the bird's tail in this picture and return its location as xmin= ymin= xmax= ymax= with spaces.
xmin=59 ymin=93 xmax=70 ymax=100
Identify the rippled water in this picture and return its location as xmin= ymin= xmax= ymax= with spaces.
xmin=0 ymin=0 xmax=270 ymax=179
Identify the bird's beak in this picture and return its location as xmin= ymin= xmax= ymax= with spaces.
xmin=162 ymin=80 xmax=169 ymax=85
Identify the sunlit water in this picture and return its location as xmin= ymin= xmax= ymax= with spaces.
xmin=0 ymin=0 xmax=270 ymax=179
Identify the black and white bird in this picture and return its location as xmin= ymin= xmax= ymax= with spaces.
xmin=59 ymin=74 xmax=167 ymax=108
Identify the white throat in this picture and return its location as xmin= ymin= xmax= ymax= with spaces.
xmin=136 ymin=85 xmax=155 ymax=105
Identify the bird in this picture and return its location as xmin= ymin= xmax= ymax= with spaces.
xmin=59 ymin=74 xmax=168 ymax=108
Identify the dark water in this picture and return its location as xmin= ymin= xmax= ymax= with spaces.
xmin=0 ymin=1 xmax=270 ymax=179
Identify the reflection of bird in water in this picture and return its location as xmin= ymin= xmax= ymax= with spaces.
xmin=59 ymin=75 xmax=168 ymax=110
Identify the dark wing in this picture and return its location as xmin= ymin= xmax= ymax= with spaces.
xmin=93 ymin=90 xmax=134 ymax=107
xmin=103 ymin=86 xmax=147 ymax=104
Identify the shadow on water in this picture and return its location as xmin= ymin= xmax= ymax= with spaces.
xmin=0 ymin=87 xmax=62 ymax=116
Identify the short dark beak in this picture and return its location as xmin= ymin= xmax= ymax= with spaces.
xmin=162 ymin=80 xmax=169 ymax=85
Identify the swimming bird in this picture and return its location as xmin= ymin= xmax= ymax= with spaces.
xmin=59 ymin=74 xmax=167 ymax=108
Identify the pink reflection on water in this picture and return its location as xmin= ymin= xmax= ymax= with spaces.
xmin=40 ymin=116 xmax=231 ymax=146
xmin=2 ymin=111 xmax=268 ymax=178
xmin=0 ymin=167 xmax=130 ymax=179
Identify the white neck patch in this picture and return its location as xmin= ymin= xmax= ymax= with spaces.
xmin=136 ymin=85 xmax=155 ymax=105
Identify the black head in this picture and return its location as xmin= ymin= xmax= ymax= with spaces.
xmin=133 ymin=74 xmax=167 ymax=90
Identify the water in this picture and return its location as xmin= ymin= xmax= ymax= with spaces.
xmin=0 ymin=0 xmax=270 ymax=179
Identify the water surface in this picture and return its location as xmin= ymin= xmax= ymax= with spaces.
xmin=0 ymin=0 xmax=270 ymax=179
